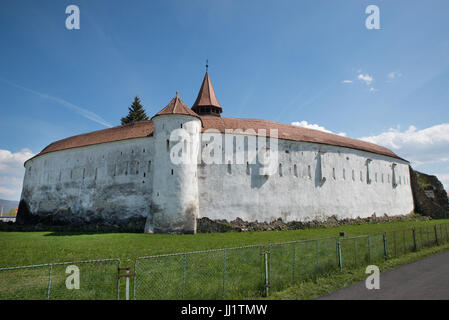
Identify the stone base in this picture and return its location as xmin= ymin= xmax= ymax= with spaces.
xmin=197 ymin=213 xmax=430 ymax=233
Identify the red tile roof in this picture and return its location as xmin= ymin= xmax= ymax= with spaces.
xmin=30 ymin=115 xmax=405 ymax=162
xmin=192 ymin=72 xmax=222 ymax=113
xmin=153 ymin=94 xmax=201 ymax=119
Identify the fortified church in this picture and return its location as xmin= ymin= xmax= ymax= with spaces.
xmin=18 ymin=67 xmax=414 ymax=233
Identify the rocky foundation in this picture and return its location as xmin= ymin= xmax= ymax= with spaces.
xmin=197 ymin=213 xmax=430 ymax=233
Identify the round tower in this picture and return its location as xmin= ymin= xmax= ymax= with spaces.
xmin=145 ymin=94 xmax=201 ymax=234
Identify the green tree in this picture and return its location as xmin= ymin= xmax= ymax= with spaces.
xmin=121 ymin=96 xmax=149 ymax=125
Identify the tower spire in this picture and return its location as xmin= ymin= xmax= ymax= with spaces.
xmin=191 ymin=65 xmax=222 ymax=117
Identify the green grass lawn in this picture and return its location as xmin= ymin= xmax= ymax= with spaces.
xmin=1 ymin=218 xmax=448 ymax=268
xmin=1 ymin=218 xmax=449 ymax=300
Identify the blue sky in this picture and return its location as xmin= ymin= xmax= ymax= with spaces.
xmin=1 ymin=0 xmax=449 ymax=200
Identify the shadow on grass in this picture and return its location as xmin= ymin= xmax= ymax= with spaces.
xmin=43 ymin=231 xmax=138 ymax=236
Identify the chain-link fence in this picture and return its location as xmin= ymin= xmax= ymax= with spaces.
xmin=132 ymin=222 xmax=449 ymax=299
xmin=0 ymin=258 xmax=120 ymax=300
xmin=1 ymin=223 xmax=449 ymax=300
xmin=133 ymin=245 xmax=265 ymax=300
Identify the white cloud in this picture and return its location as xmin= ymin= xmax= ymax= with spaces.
xmin=359 ymin=124 xmax=449 ymax=166
xmin=342 ymin=80 xmax=353 ymax=84
xmin=291 ymin=121 xmax=346 ymax=137
xmin=0 ymin=148 xmax=35 ymax=175
xmin=357 ymin=73 xmax=373 ymax=85
xmin=0 ymin=148 xmax=35 ymax=200
xmin=388 ymin=71 xmax=402 ymax=80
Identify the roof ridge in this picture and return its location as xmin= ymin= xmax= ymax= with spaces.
xmin=30 ymin=116 xmax=405 ymax=163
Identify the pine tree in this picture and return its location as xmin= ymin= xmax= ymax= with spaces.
xmin=121 ymin=96 xmax=149 ymax=125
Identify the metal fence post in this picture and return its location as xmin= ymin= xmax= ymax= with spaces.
xmin=367 ymin=235 xmax=371 ymax=264
xmin=132 ymin=259 xmax=136 ymax=300
xmin=337 ymin=239 xmax=342 ymax=271
xmin=125 ymin=269 xmax=130 ymax=300
xmin=292 ymin=243 xmax=296 ymax=284
xmin=264 ymin=250 xmax=269 ymax=297
xmin=182 ymin=253 xmax=187 ymax=300
xmin=383 ymin=233 xmax=388 ymax=260
xmin=222 ymin=249 xmax=226 ymax=300
xmin=434 ymin=225 xmax=439 ymax=246
xmin=46 ymin=264 xmax=53 ymax=300
xmin=402 ymin=230 xmax=406 ymax=255
xmin=393 ymin=231 xmax=397 ymax=257
xmin=412 ymin=228 xmax=417 ymax=252
xmin=315 ymin=240 xmax=319 ymax=277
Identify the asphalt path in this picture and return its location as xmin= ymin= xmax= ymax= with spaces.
xmin=319 ymin=250 xmax=449 ymax=300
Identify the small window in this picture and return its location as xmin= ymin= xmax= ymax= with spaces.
xmin=360 ymin=171 xmax=363 ymax=182
xmin=332 ymin=168 xmax=336 ymax=180
xmin=352 ymin=169 xmax=355 ymax=181
xmin=227 ymin=161 xmax=232 ymax=174
xmin=171 ymin=169 xmax=174 ymax=175
xmin=279 ymin=163 xmax=283 ymax=176
xmin=343 ymin=168 xmax=346 ymax=180
xmin=382 ymin=173 xmax=384 ymax=183
xmin=294 ymin=164 xmax=298 ymax=177
xmin=246 ymin=162 xmax=250 ymax=175
xmin=308 ymin=165 xmax=311 ymax=178
xmin=166 ymin=140 xmax=170 ymax=151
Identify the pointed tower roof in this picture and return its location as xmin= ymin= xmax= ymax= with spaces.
xmin=192 ymin=71 xmax=222 ymax=113
xmin=152 ymin=93 xmax=201 ymax=120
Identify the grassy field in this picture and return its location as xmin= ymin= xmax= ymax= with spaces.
xmin=1 ymin=218 xmax=448 ymax=268
xmin=1 ymin=218 xmax=449 ymax=300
